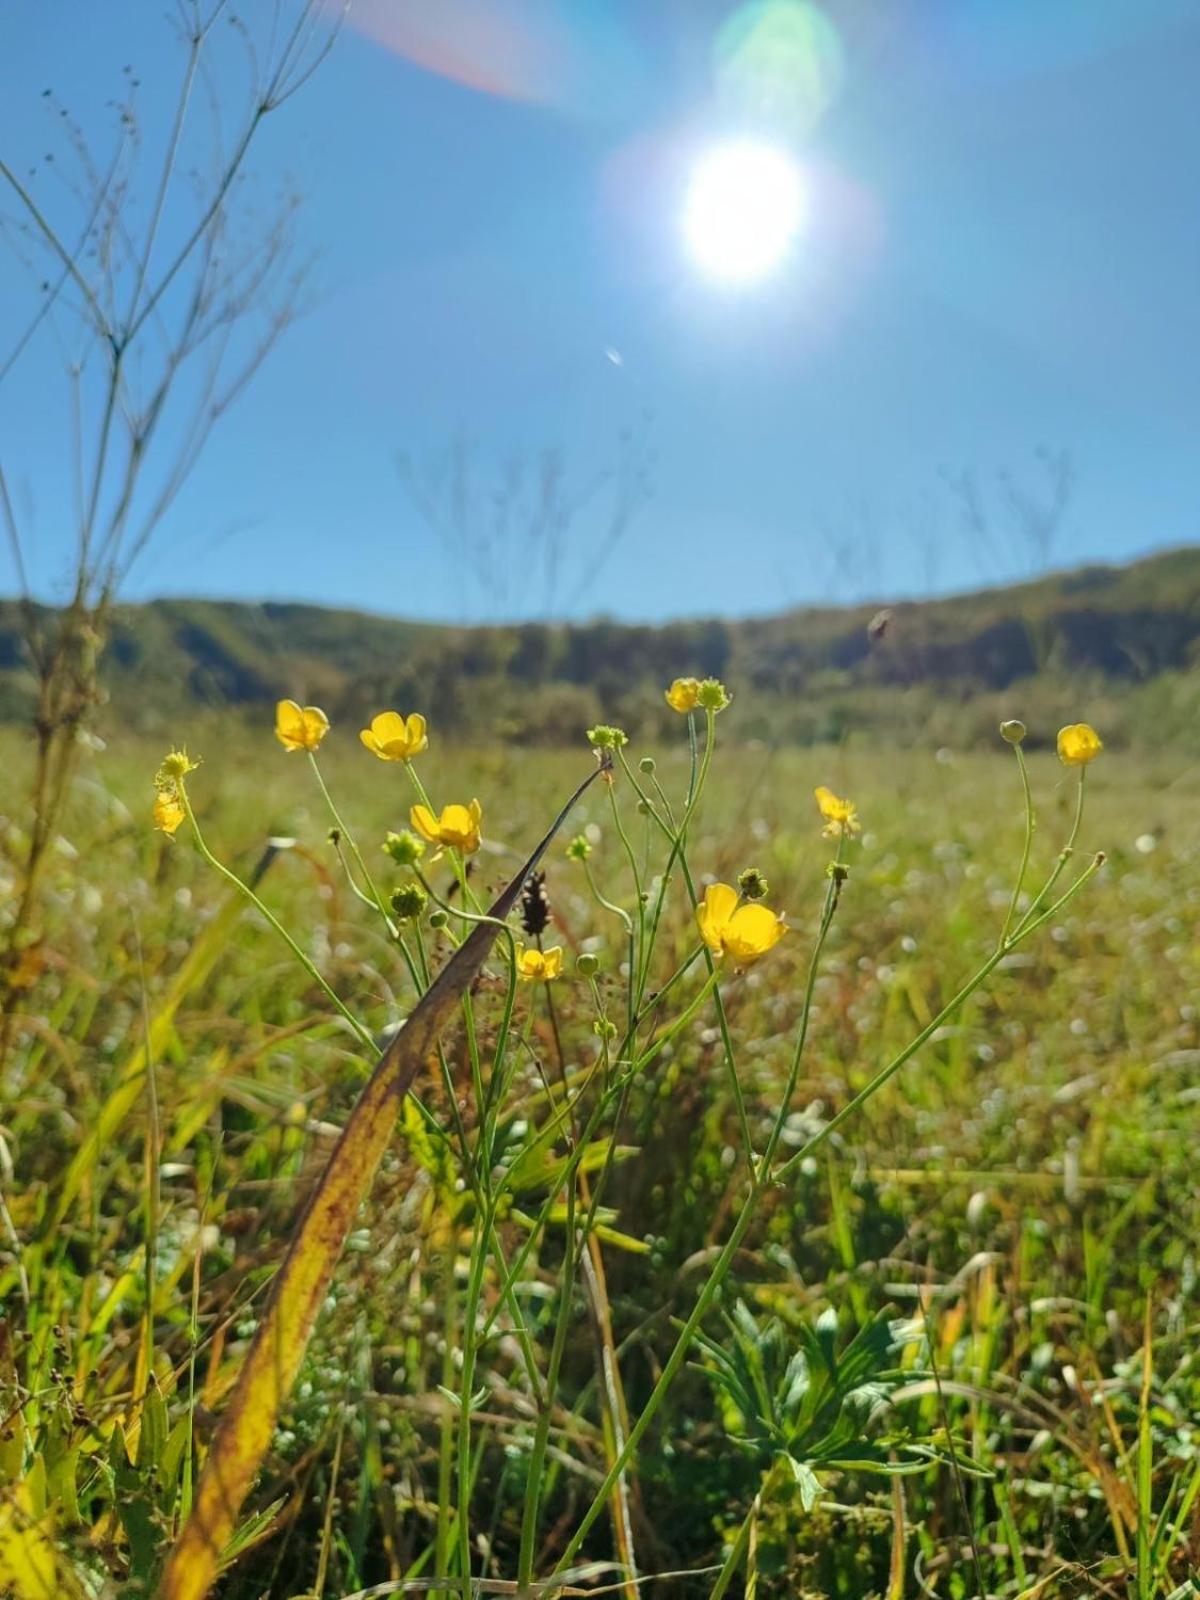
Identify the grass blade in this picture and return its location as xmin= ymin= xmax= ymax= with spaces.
xmin=155 ymin=762 xmax=602 ymax=1600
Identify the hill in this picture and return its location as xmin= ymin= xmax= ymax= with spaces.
xmin=3 ymin=547 xmax=1198 ymax=749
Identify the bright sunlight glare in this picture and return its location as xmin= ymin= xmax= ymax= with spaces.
xmin=683 ymin=138 xmax=806 ymax=284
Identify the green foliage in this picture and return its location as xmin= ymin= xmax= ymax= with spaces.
xmin=3 ymin=547 xmax=1198 ymax=746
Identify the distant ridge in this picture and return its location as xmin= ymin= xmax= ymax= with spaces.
xmin=3 ymin=547 xmax=1198 ymax=748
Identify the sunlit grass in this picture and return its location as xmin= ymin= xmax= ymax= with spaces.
xmin=1 ymin=710 xmax=1197 ymax=1598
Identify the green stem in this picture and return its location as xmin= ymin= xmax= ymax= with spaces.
xmin=179 ymin=782 xmax=376 ymax=1054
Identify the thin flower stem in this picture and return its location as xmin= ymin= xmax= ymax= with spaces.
xmin=998 ymin=742 xmax=1035 ymax=948
xmin=552 ymin=844 xmax=1104 ymax=1582
xmin=1011 ymin=766 xmax=1087 ymax=941
xmin=308 ymin=752 xmax=395 ymax=934
xmin=178 ymin=782 xmax=376 ymax=1054
xmin=774 ymin=852 xmax=1105 ymax=1185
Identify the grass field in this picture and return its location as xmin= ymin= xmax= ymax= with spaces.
xmin=3 ymin=706 xmax=1199 ymax=1599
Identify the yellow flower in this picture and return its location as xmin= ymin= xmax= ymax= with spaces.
xmin=275 ymin=699 xmax=330 ymax=752
xmin=696 ymin=882 xmax=786 ymax=964
xmin=665 ymin=677 xmax=701 ymax=714
xmin=360 ymin=711 xmax=429 ymax=762
xmin=410 ymin=798 xmax=482 ymax=855
xmin=1057 ymin=723 xmax=1103 ymax=766
xmin=153 ymin=789 xmax=186 ymax=836
xmin=815 ymin=786 xmax=860 ymax=839
xmin=514 ymin=943 xmax=563 ymax=982
xmin=155 ymin=749 xmax=199 ymax=787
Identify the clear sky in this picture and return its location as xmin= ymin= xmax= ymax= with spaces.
xmin=2 ymin=0 xmax=1197 ymax=622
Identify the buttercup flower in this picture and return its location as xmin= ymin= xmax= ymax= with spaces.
xmin=360 ymin=711 xmax=429 ymax=762
xmin=514 ymin=944 xmax=563 ymax=982
xmin=815 ymin=786 xmax=860 ymax=840
xmin=665 ymin=677 xmax=701 ymax=714
xmin=696 ymin=882 xmax=786 ymax=965
xmin=411 ymin=799 xmax=483 ymax=855
xmin=275 ymin=699 xmax=330 ymax=752
xmin=1057 ymin=723 xmax=1103 ymax=766
xmin=155 ymin=749 xmax=199 ymax=787
xmin=153 ymin=789 xmax=186 ymax=836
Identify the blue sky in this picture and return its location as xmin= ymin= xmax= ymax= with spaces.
xmin=2 ymin=0 xmax=1197 ymax=622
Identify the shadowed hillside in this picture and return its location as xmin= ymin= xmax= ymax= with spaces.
xmin=3 ymin=546 xmax=1198 ymax=748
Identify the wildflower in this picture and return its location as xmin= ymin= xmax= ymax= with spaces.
xmin=360 ymin=711 xmax=429 ymax=762
xmin=411 ymin=799 xmax=482 ymax=855
xmin=697 ymin=882 xmax=786 ymax=965
xmin=737 ymin=867 xmax=769 ymax=901
xmin=587 ymin=724 xmax=628 ymax=751
xmin=389 ymin=883 xmax=428 ymax=922
xmin=515 ymin=943 xmax=563 ymax=982
xmin=566 ymin=834 xmax=592 ymax=862
xmin=1057 ymin=723 xmax=1103 ymax=766
xmin=153 ymin=789 xmax=186 ymax=836
xmin=815 ymin=786 xmax=860 ymax=840
xmin=999 ymin=719 xmax=1026 ymax=745
xmin=275 ymin=699 xmax=330 ymax=753
xmin=696 ymin=678 xmax=731 ymax=713
xmin=383 ymin=830 xmax=426 ymax=867
xmin=155 ymin=749 xmax=199 ymax=787
xmin=665 ymin=677 xmax=700 ymax=714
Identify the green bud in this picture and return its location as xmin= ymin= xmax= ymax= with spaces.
xmin=999 ymin=719 xmax=1027 ymax=745
xmin=638 ymin=755 xmax=656 ymax=773
xmin=737 ymin=867 xmax=769 ymax=901
xmin=696 ymin=678 xmax=730 ymax=713
xmin=586 ymin=724 xmax=628 ymax=751
xmin=566 ymin=834 xmax=592 ymax=862
xmin=389 ymin=883 xmax=428 ymax=922
xmin=428 ymin=908 xmax=449 ymax=930
xmin=576 ymin=952 xmax=599 ymax=977
xmin=383 ymin=829 xmax=426 ymax=866
xmin=593 ymin=1017 xmax=618 ymax=1041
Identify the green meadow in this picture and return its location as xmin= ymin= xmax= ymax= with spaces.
xmin=4 ymin=705 xmax=1198 ymax=1597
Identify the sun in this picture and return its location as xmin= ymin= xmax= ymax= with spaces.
xmin=683 ymin=139 xmax=806 ymax=284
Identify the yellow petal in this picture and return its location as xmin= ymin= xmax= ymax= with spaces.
xmin=665 ymin=677 xmax=700 ymax=713
xmin=299 ymin=705 xmax=330 ymax=749
xmin=405 ymin=713 xmax=429 ymax=754
xmin=542 ymin=947 xmax=563 ymax=980
xmin=1057 ymin=723 xmax=1103 ymax=766
xmin=275 ymin=698 xmax=305 ymax=749
xmin=410 ymin=804 xmax=440 ymax=843
xmin=724 ymin=905 xmax=786 ymax=964
xmin=696 ymin=882 xmax=738 ymax=953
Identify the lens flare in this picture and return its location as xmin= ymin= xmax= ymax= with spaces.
xmin=683 ymin=139 xmax=806 ymax=284
xmin=714 ymin=0 xmax=844 ymax=138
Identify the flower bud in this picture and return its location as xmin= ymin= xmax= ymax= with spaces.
xmin=428 ymin=908 xmax=449 ymax=930
xmin=737 ymin=867 xmax=769 ymax=901
xmin=566 ymin=834 xmax=592 ymax=862
xmin=587 ymin=724 xmax=628 ymax=751
xmin=383 ymin=830 xmax=426 ymax=866
xmin=639 ymin=755 xmax=656 ymax=774
xmin=999 ymin=719 xmax=1026 ymax=745
xmin=576 ymin=952 xmax=599 ymax=977
xmin=696 ymin=679 xmax=730 ymax=713
xmin=389 ymin=883 xmax=427 ymax=922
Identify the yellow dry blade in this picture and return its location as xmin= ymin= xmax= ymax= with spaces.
xmin=155 ymin=761 xmax=603 ymax=1600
